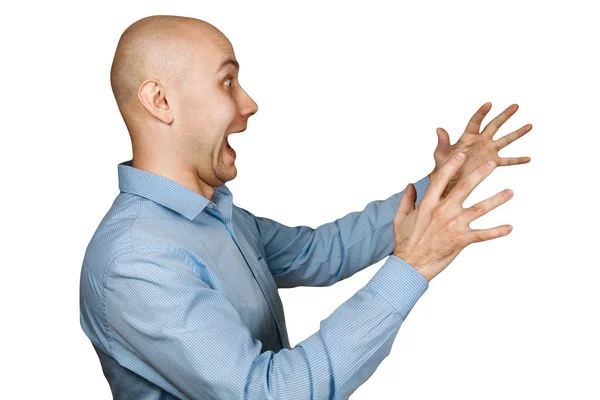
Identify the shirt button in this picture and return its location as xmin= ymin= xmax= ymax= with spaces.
xmin=207 ymin=203 xmax=214 ymax=208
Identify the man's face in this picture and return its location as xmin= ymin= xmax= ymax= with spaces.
xmin=172 ymin=30 xmax=258 ymax=190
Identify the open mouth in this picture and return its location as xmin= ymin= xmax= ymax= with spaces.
xmin=225 ymin=136 xmax=236 ymax=157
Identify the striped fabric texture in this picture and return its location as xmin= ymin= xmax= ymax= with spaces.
xmin=79 ymin=159 xmax=431 ymax=399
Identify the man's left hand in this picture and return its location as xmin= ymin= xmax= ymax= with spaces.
xmin=429 ymin=102 xmax=532 ymax=199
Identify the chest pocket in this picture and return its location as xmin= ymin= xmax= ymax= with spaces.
xmin=252 ymin=248 xmax=277 ymax=285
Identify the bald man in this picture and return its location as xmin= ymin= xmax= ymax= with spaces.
xmin=79 ymin=15 xmax=532 ymax=399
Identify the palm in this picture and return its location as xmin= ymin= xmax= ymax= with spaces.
xmin=431 ymin=102 xmax=532 ymax=198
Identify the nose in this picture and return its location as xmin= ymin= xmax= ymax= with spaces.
xmin=240 ymin=87 xmax=258 ymax=118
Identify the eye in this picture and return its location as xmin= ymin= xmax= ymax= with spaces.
xmin=224 ymin=77 xmax=233 ymax=88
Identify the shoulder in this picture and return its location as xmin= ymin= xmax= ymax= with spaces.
xmin=82 ymin=193 xmax=202 ymax=283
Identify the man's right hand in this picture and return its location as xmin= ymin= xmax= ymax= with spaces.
xmin=392 ymin=152 xmax=514 ymax=282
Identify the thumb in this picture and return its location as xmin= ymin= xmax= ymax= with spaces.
xmin=435 ymin=127 xmax=452 ymax=158
xmin=396 ymin=183 xmax=416 ymax=219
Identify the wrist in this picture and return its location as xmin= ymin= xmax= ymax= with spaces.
xmin=414 ymin=267 xmax=432 ymax=283
xmin=392 ymin=253 xmax=432 ymax=282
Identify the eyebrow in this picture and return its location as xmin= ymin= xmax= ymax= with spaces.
xmin=216 ymin=58 xmax=240 ymax=73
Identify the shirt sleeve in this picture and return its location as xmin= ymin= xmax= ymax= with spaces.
xmin=248 ymin=175 xmax=430 ymax=288
xmin=105 ymin=244 xmax=429 ymax=400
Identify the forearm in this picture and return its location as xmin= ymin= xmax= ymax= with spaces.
xmin=246 ymin=254 xmax=429 ymax=399
xmin=262 ymin=174 xmax=431 ymax=288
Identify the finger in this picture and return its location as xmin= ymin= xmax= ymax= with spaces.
xmin=493 ymin=123 xmax=532 ymax=150
xmin=445 ymin=159 xmax=497 ymax=205
xmin=435 ymin=127 xmax=452 ymax=157
xmin=463 ymin=188 xmax=513 ymax=223
xmin=465 ymin=224 xmax=513 ymax=245
xmin=464 ymin=102 xmax=492 ymax=135
xmin=481 ymin=103 xmax=519 ymax=139
xmin=497 ymin=156 xmax=531 ymax=166
xmin=422 ymin=152 xmax=467 ymax=207
xmin=395 ymin=183 xmax=416 ymax=219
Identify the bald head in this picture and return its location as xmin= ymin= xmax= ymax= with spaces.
xmin=110 ymin=15 xmax=229 ymax=125
xmin=109 ymin=15 xmax=258 ymax=200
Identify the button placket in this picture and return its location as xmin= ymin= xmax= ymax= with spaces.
xmin=234 ymin=234 xmax=291 ymax=349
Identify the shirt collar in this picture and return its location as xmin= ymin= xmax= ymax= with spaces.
xmin=117 ymin=159 xmax=232 ymax=221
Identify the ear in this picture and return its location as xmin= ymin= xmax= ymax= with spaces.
xmin=138 ymin=79 xmax=174 ymax=124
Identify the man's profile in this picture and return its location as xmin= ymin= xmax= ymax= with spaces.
xmin=80 ymin=14 xmax=531 ymax=399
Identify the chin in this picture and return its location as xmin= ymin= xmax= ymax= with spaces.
xmin=217 ymin=166 xmax=237 ymax=184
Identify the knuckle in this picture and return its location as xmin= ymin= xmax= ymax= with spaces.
xmin=446 ymin=226 xmax=465 ymax=247
xmin=461 ymin=230 xmax=473 ymax=244
xmin=475 ymin=232 xmax=488 ymax=242
xmin=455 ymin=179 xmax=471 ymax=193
xmin=470 ymin=202 xmax=486 ymax=215
xmin=432 ymin=171 xmax=446 ymax=184
xmin=446 ymin=218 xmax=460 ymax=232
xmin=468 ymin=231 xmax=486 ymax=243
xmin=456 ymin=233 xmax=470 ymax=248
xmin=431 ymin=206 xmax=446 ymax=219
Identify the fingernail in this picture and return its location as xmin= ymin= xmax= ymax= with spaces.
xmin=485 ymin=160 xmax=495 ymax=169
xmin=503 ymin=189 xmax=513 ymax=197
xmin=456 ymin=152 xmax=465 ymax=160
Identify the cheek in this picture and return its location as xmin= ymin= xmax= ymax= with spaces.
xmin=175 ymin=86 xmax=238 ymax=137
xmin=174 ymin=80 xmax=212 ymax=120
xmin=213 ymin=95 xmax=238 ymax=121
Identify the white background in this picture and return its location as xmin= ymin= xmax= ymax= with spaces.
xmin=2 ymin=0 xmax=598 ymax=398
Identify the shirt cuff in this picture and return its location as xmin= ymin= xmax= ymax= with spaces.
xmin=366 ymin=254 xmax=429 ymax=320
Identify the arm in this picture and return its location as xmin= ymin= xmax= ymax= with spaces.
xmin=242 ymin=175 xmax=430 ymax=288
xmin=105 ymin=245 xmax=429 ymax=400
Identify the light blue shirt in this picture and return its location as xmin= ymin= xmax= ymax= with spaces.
xmin=79 ymin=159 xmax=431 ymax=399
